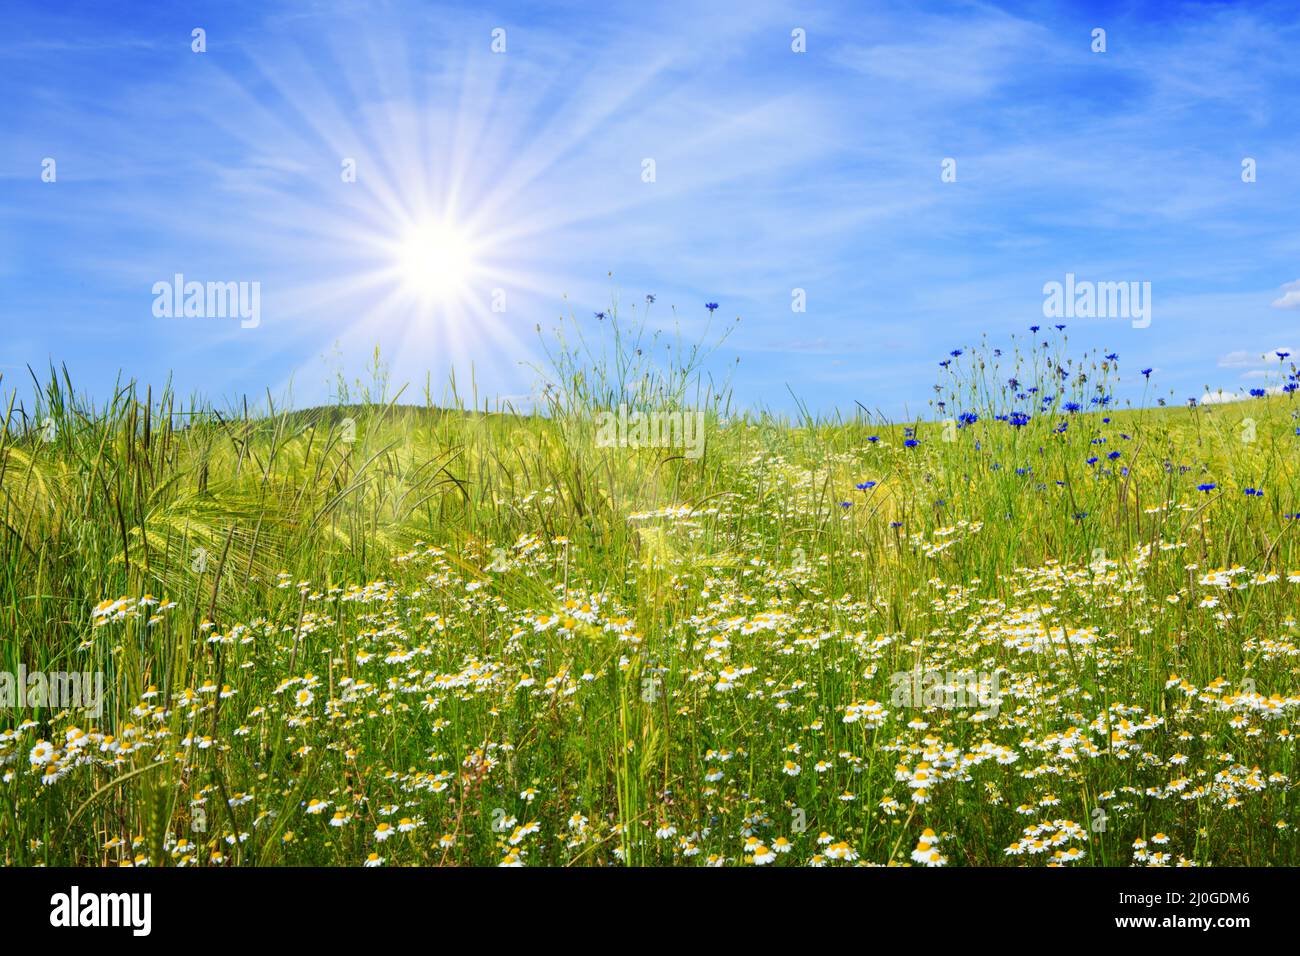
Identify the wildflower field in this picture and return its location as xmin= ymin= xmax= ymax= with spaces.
xmin=3 ymin=314 xmax=1300 ymax=868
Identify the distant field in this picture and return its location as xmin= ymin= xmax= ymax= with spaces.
xmin=3 ymin=321 xmax=1299 ymax=866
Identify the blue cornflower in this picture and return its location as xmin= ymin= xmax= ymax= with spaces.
xmin=1197 ymin=483 xmax=1216 ymax=492
xmin=1141 ymin=368 xmax=1153 ymax=378
xmin=856 ymin=481 xmax=877 ymax=491
xmin=705 ymin=302 xmax=719 ymax=313
xmin=904 ymin=438 xmax=919 ymax=448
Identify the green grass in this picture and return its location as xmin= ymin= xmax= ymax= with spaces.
xmin=2 ymin=311 xmax=1299 ymax=867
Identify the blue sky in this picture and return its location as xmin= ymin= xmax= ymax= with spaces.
xmin=2 ymin=0 xmax=1298 ymax=418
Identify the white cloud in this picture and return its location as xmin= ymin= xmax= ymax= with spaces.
xmin=1217 ymin=346 xmax=1295 ymax=370
xmin=831 ymin=13 xmax=1048 ymax=99
xmin=1200 ymin=385 xmax=1285 ymax=405
xmin=1218 ymin=350 xmax=1255 ymax=367
xmin=1272 ymin=280 xmax=1300 ymax=309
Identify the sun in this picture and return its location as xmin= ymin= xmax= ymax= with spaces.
xmin=393 ymin=219 xmax=479 ymax=303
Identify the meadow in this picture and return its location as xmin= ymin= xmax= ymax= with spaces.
xmin=2 ymin=307 xmax=1299 ymax=867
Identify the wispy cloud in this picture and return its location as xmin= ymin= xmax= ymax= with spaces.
xmin=1271 ymin=280 xmax=1300 ymax=309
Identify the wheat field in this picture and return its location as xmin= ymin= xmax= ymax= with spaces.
xmin=3 ymin=311 xmax=1298 ymax=867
